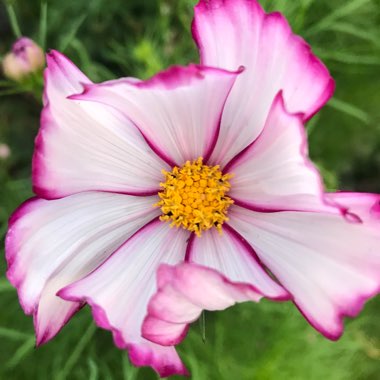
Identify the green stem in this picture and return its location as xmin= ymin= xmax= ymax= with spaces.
xmin=5 ymin=3 xmax=22 ymax=38
xmin=199 ymin=311 xmax=206 ymax=343
xmin=56 ymin=323 xmax=96 ymax=380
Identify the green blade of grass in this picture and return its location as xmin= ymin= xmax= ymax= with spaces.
xmin=328 ymin=22 xmax=380 ymax=47
xmin=305 ymin=0 xmax=372 ymax=36
xmin=59 ymin=13 xmax=88 ymax=52
xmin=0 ymin=327 xmax=33 ymax=341
xmin=199 ymin=311 xmax=206 ymax=343
xmin=56 ymin=323 xmax=96 ymax=380
xmin=38 ymin=1 xmax=48 ymax=50
xmin=5 ymin=2 xmax=22 ymax=38
xmin=306 ymin=112 xmax=321 ymax=136
xmin=121 ymin=352 xmax=139 ymax=380
xmin=315 ymin=50 xmax=380 ymax=66
xmin=88 ymin=357 xmax=99 ymax=380
xmin=328 ymin=98 xmax=371 ymax=124
xmin=6 ymin=337 xmax=36 ymax=368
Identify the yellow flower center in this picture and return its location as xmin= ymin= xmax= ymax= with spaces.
xmin=155 ymin=157 xmax=234 ymax=237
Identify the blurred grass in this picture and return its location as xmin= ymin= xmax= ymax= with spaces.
xmin=0 ymin=0 xmax=380 ymax=379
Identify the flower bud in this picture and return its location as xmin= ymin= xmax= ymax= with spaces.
xmin=0 ymin=143 xmax=11 ymax=160
xmin=2 ymin=37 xmax=45 ymax=81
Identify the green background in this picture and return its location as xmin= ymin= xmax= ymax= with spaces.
xmin=0 ymin=0 xmax=379 ymax=379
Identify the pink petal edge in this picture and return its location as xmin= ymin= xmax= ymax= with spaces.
xmin=224 ymin=91 xmax=357 ymax=221
xmin=33 ymin=50 xmax=89 ymax=199
xmin=33 ymin=50 xmax=164 ymax=199
xmin=142 ymin=261 xmax=284 ymax=347
xmin=58 ymin=218 xmax=189 ymax=377
xmin=6 ymin=197 xmax=85 ymax=345
xmin=229 ymin=205 xmax=380 ymax=341
xmin=6 ymin=192 xmax=160 ymax=347
xmin=6 ymin=198 xmax=42 ymax=312
xmin=192 ymin=0 xmax=335 ymax=121
xmin=69 ymin=64 xmax=244 ymax=168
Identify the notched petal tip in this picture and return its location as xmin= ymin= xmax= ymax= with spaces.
xmin=272 ymin=90 xmax=306 ymax=122
xmin=65 ymin=81 xmax=91 ymax=100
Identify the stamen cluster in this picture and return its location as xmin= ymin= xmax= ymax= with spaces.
xmin=156 ymin=157 xmax=234 ymax=236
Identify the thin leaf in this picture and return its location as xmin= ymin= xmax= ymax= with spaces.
xmin=305 ymin=0 xmax=372 ymax=36
xmin=306 ymin=113 xmax=321 ymax=137
xmin=59 ymin=14 xmax=88 ymax=52
xmin=0 ymin=327 xmax=33 ymax=341
xmin=316 ymin=50 xmax=380 ymax=66
xmin=38 ymin=1 xmax=48 ymax=50
xmin=56 ymin=323 xmax=96 ymax=380
xmin=69 ymin=39 xmax=93 ymax=71
xmin=328 ymin=22 xmax=380 ymax=47
xmin=87 ymin=358 xmax=99 ymax=380
xmin=328 ymin=98 xmax=371 ymax=124
xmin=6 ymin=337 xmax=35 ymax=368
xmin=5 ymin=2 xmax=22 ymax=38
xmin=199 ymin=310 xmax=206 ymax=343
xmin=121 ymin=353 xmax=139 ymax=380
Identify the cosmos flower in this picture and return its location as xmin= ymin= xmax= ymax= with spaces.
xmin=2 ymin=37 xmax=45 ymax=82
xmin=5 ymin=0 xmax=380 ymax=377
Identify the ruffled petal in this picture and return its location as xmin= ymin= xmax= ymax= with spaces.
xmin=142 ymin=262 xmax=262 ymax=346
xmin=5 ymin=192 xmax=159 ymax=345
xmin=225 ymin=93 xmax=334 ymax=213
xmin=193 ymin=0 xmax=334 ymax=167
xmin=142 ymin=225 xmax=290 ymax=347
xmin=71 ymin=64 xmax=242 ymax=166
xmin=59 ymin=219 xmax=190 ymax=377
xmin=229 ymin=205 xmax=380 ymax=340
xmin=33 ymin=50 xmax=168 ymax=199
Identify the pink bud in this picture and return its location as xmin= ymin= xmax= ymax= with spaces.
xmin=2 ymin=37 xmax=45 ymax=81
xmin=0 ymin=143 xmax=11 ymax=160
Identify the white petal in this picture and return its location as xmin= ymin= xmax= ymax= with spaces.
xmin=72 ymin=64 xmax=241 ymax=166
xmin=141 ymin=224 xmax=291 ymax=347
xmin=193 ymin=0 xmax=334 ymax=167
xmin=33 ymin=50 xmax=168 ymax=199
xmin=226 ymin=93 xmax=333 ymax=213
xmin=59 ymin=220 xmax=190 ymax=377
xmin=229 ymin=205 xmax=380 ymax=339
xmin=189 ymin=226 xmax=289 ymax=300
xmin=6 ymin=192 xmax=159 ymax=345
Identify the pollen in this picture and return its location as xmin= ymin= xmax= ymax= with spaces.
xmin=155 ymin=157 xmax=234 ymax=237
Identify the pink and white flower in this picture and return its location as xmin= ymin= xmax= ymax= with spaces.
xmin=2 ymin=37 xmax=45 ymax=82
xmin=5 ymin=0 xmax=380 ymax=377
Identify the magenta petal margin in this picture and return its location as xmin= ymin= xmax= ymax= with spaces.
xmin=69 ymin=64 xmax=244 ymax=168
xmin=33 ymin=51 xmax=169 ymax=199
xmin=142 ymin=262 xmax=264 ymax=346
xmin=58 ymin=219 xmax=190 ymax=377
xmin=193 ymin=0 xmax=335 ymax=168
xmin=6 ymin=192 xmax=160 ymax=347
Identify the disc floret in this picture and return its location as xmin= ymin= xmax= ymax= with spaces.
xmin=155 ymin=157 xmax=234 ymax=236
